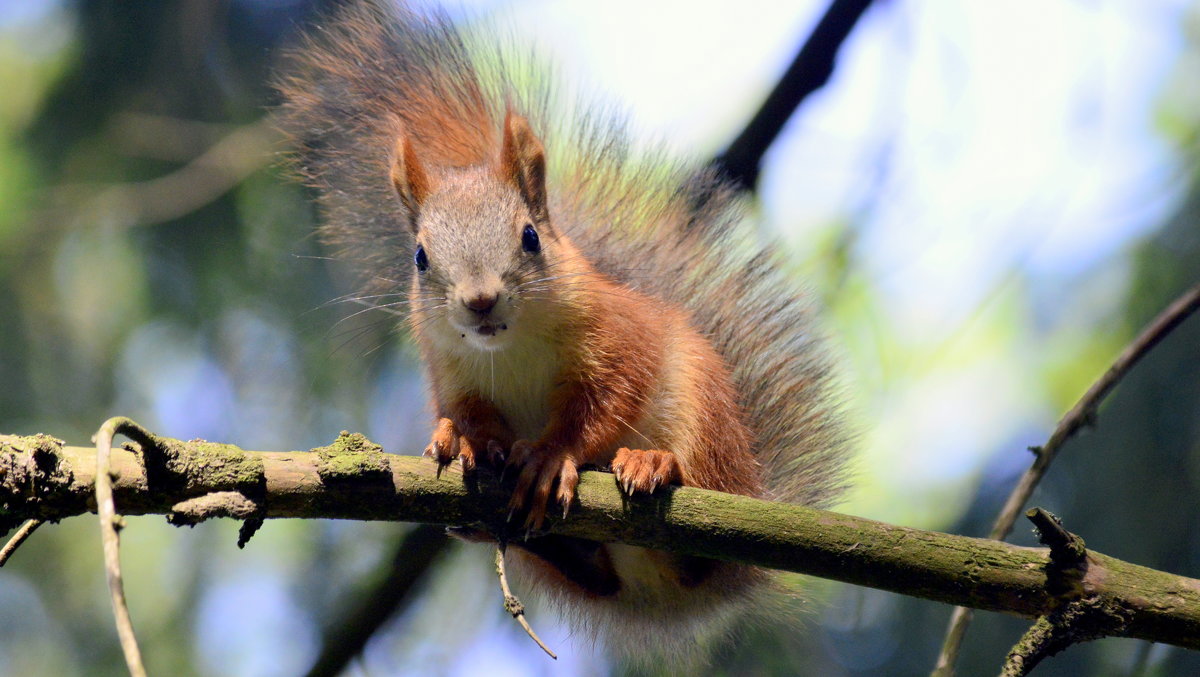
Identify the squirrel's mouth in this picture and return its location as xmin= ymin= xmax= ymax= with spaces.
xmin=474 ymin=322 xmax=507 ymax=337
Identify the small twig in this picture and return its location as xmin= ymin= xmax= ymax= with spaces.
xmin=1000 ymin=615 xmax=1061 ymax=677
xmin=934 ymin=281 xmax=1200 ymax=675
xmin=166 ymin=491 xmax=265 ymax=549
xmin=992 ymin=281 xmax=1200 ymax=543
xmin=999 ymin=597 xmax=1129 ymax=677
xmin=494 ymin=544 xmax=556 ymax=660
xmin=1027 ymin=508 xmax=1086 ymax=563
xmin=0 ymin=519 xmax=43 ymax=567
xmin=167 ymin=491 xmax=260 ymax=526
xmin=94 ymin=417 xmax=148 ymax=677
xmin=237 ymin=517 xmax=264 ymax=549
xmin=930 ymin=607 xmax=973 ymax=677
xmin=1026 ymin=508 xmax=1088 ymax=605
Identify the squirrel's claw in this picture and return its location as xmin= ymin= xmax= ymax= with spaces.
xmin=426 ymin=418 xmax=495 ymax=476
xmin=506 ymin=440 xmax=579 ymax=531
xmin=557 ymin=459 xmax=579 ymax=519
xmin=457 ymin=435 xmax=477 ymax=473
xmin=427 ymin=418 xmax=460 ymax=478
xmin=612 ymin=448 xmax=680 ymax=495
xmin=487 ymin=439 xmax=506 ymax=466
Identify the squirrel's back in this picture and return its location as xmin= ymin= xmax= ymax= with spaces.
xmin=277 ymin=2 xmax=849 ymax=509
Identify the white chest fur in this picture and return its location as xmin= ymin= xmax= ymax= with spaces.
xmin=449 ymin=334 xmax=563 ymax=441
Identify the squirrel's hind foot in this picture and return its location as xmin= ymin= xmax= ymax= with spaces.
xmin=612 ymin=448 xmax=681 ymax=494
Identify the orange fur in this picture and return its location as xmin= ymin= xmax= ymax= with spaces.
xmin=276 ymin=1 xmax=850 ymax=667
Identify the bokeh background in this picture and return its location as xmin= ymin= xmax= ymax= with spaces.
xmin=1 ymin=0 xmax=1199 ymax=675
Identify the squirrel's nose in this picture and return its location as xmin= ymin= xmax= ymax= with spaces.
xmin=464 ymin=294 xmax=498 ymax=316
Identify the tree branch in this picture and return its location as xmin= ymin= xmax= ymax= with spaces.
xmin=2 ymin=430 xmax=1200 ymax=653
xmin=303 ymin=524 xmax=448 ymax=677
xmin=991 ymin=281 xmax=1200 ymax=544
xmin=933 ymin=280 xmax=1200 ymax=675
xmin=93 ymin=418 xmax=149 ymax=677
xmin=708 ymin=0 xmax=875 ymax=193
xmin=0 ymin=519 xmax=42 ymax=566
xmin=997 ymin=510 xmax=1117 ymax=677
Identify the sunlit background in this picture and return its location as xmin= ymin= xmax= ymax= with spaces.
xmin=1 ymin=0 xmax=1198 ymax=675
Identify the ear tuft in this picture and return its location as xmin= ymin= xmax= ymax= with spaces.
xmin=500 ymin=111 xmax=548 ymax=224
xmin=390 ymin=123 xmax=430 ymax=233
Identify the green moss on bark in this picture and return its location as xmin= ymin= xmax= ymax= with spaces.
xmin=139 ymin=433 xmax=265 ymax=496
xmin=0 ymin=434 xmax=74 ymax=532
xmin=314 ymin=431 xmax=390 ymax=481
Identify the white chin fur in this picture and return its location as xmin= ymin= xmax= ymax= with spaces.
xmin=462 ymin=330 xmax=510 ymax=352
xmin=442 ymin=317 xmax=515 ymax=352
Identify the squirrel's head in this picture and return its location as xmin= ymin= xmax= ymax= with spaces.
xmin=390 ymin=112 xmax=571 ymax=352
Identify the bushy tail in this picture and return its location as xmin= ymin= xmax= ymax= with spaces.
xmin=275 ymin=2 xmax=849 ymax=506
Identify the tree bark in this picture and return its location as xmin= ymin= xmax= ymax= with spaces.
xmin=3 ymin=430 xmax=1199 ymax=652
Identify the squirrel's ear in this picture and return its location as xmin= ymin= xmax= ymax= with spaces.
xmin=390 ymin=129 xmax=430 ymax=232
xmin=501 ymin=112 xmax=548 ymax=224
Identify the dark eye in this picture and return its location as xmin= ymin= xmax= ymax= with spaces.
xmin=414 ymin=245 xmax=428 ymax=272
xmin=521 ymin=224 xmax=540 ymax=254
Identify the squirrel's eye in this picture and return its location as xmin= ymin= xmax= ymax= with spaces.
xmin=522 ymin=224 xmax=540 ymax=254
xmin=414 ymin=245 xmax=429 ymax=272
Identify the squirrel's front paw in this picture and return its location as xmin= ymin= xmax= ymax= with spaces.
xmin=612 ymin=448 xmax=680 ymax=494
xmin=424 ymin=418 xmax=504 ymax=476
xmin=424 ymin=418 xmax=466 ymax=475
xmin=506 ymin=440 xmax=579 ymax=530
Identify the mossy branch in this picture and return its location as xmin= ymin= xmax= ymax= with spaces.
xmin=2 ymin=429 xmax=1200 ymax=653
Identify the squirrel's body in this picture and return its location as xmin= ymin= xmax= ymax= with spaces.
xmin=278 ymin=1 xmax=848 ymax=665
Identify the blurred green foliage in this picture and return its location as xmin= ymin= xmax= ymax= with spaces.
xmin=0 ymin=2 xmax=1198 ymax=676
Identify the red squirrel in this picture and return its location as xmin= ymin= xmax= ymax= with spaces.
xmin=277 ymin=1 xmax=849 ymax=666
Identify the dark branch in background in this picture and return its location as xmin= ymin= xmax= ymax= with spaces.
xmin=708 ymin=0 xmax=875 ymax=194
xmin=932 ymin=280 xmax=1200 ymax=676
xmin=305 ymin=0 xmax=878 ymax=667
xmin=304 ymin=525 xmax=448 ymax=677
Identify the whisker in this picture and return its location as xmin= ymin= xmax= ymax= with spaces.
xmin=612 ymin=412 xmax=655 ymax=449
xmin=326 ymin=317 xmax=396 ymax=357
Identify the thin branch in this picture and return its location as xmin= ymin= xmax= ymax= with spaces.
xmin=933 ymin=280 xmax=1200 ymax=675
xmin=3 ymin=430 xmax=1200 ymax=653
xmin=495 ymin=544 xmax=556 ymax=659
xmin=1000 ymin=600 xmax=1124 ymax=677
xmin=0 ymin=519 xmax=43 ymax=567
xmin=708 ymin=0 xmax=875 ymax=193
xmin=931 ymin=608 xmax=973 ymax=677
xmin=992 ymin=281 xmax=1200 ymax=542
xmin=1000 ymin=615 xmax=1065 ymax=677
xmin=39 ymin=117 xmax=276 ymax=232
xmin=93 ymin=417 xmax=148 ymax=677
